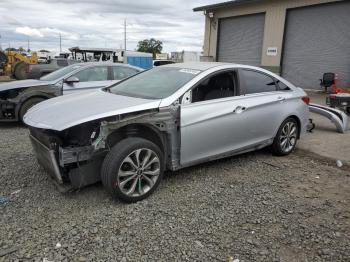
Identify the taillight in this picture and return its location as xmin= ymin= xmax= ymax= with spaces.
xmin=302 ymin=96 xmax=310 ymax=105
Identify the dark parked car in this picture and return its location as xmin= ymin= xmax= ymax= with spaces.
xmin=27 ymin=58 xmax=79 ymax=79
xmin=0 ymin=62 xmax=142 ymax=122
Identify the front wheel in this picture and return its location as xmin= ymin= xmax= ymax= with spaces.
xmin=101 ymin=138 xmax=164 ymax=203
xmin=19 ymin=97 xmax=45 ymax=122
xmin=271 ymin=118 xmax=299 ymax=156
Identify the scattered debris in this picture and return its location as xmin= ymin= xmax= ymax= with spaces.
xmin=11 ymin=189 xmax=21 ymax=195
xmin=195 ymin=240 xmax=204 ymax=248
xmin=0 ymin=196 xmax=10 ymax=205
xmin=261 ymin=161 xmax=280 ymax=169
xmin=0 ymin=246 xmax=18 ymax=257
xmin=336 ymin=160 xmax=343 ymax=168
xmin=228 ymin=257 xmax=240 ymax=262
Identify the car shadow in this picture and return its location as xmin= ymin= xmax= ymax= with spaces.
xmin=163 ymin=148 xmax=272 ymax=181
xmin=57 ymin=148 xmax=275 ymax=203
xmin=0 ymin=122 xmax=25 ymax=129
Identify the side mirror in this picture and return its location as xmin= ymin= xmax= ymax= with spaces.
xmin=65 ymin=76 xmax=79 ymax=84
xmin=181 ymin=90 xmax=192 ymax=105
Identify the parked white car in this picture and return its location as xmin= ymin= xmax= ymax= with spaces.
xmin=24 ymin=62 xmax=309 ymax=202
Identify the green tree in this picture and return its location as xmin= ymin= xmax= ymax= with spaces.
xmin=136 ymin=38 xmax=163 ymax=59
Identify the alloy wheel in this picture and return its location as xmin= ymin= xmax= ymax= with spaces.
xmin=279 ymin=122 xmax=297 ymax=153
xmin=117 ymin=148 xmax=160 ymax=197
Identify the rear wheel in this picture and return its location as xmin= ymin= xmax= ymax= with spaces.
xmin=14 ymin=61 xmax=28 ymax=80
xmin=101 ymin=137 xmax=164 ymax=203
xmin=19 ymin=97 xmax=45 ymax=122
xmin=271 ymin=118 xmax=299 ymax=156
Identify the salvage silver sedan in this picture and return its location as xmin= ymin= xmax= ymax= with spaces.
xmin=24 ymin=62 xmax=309 ymax=202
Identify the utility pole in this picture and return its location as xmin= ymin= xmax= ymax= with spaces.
xmin=59 ymin=33 xmax=62 ymax=53
xmin=124 ymin=19 xmax=127 ymax=51
xmin=27 ymin=38 xmax=30 ymax=52
xmin=123 ymin=19 xmax=127 ymax=63
xmin=0 ymin=34 xmax=2 ymax=50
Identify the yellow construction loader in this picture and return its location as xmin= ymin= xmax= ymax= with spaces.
xmin=0 ymin=50 xmax=38 ymax=80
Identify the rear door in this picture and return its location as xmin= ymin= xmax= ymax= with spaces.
xmin=236 ymin=69 xmax=293 ymax=144
xmin=63 ymin=66 xmax=111 ymax=94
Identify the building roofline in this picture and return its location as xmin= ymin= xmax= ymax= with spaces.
xmin=193 ymin=0 xmax=264 ymax=12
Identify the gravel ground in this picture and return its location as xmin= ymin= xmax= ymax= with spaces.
xmin=0 ymin=124 xmax=349 ymax=262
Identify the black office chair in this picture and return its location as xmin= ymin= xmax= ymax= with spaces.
xmin=320 ymin=72 xmax=335 ymax=93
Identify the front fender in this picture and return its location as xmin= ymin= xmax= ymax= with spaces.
xmin=12 ymin=86 xmax=61 ymax=116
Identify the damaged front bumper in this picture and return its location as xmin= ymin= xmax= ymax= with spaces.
xmin=30 ymin=135 xmax=63 ymax=183
xmin=30 ymin=134 xmax=104 ymax=189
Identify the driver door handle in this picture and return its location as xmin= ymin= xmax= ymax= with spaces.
xmin=233 ymin=106 xmax=247 ymax=114
xmin=277 ymin=96 xmax=286 ymax=102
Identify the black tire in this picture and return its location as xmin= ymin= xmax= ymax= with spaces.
xmin=0 ymin=51 xmax=7 ymax=65
xmin=19 ymin=97 xmax=45 ymax=122
xmin=12 ymin=61 xmax=21 ymax=75
xmin=346 ymin=107 xmax=350 ymax=115
xmin=101 ymin=137 xmax=164 ymax=203
xmin=271 ymin=117 xmax=299 ymax=156
xmin=14 ymin=61 xmax=28 ymax=80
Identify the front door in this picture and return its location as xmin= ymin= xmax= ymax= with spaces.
xmin=180 ymin=70 xmax=251 ymax=166
xmin=63 ymin=66 xmax=112 ymax=95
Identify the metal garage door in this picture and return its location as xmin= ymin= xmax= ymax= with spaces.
xmin=217 ymin=13 xmax=265 ymax=66
xmin=282 ymin=1 xmax=350 ymax=89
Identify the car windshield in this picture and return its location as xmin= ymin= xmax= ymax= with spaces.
xmin=108 ymin=67 xmax=201 ymax=99
xmin=40 ymin=64 xmax=84 ymax=81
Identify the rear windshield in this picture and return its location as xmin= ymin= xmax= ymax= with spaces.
xmin=108 ymin=67 xmax=201 ymax=99
xmin=40 ymin=64 xmax=84 ymax=81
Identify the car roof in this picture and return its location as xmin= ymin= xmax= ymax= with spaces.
xmin=162 ymin=62 xmax=235 ymax=71
xmin=76 ymin=62 xmax=143 ymax=71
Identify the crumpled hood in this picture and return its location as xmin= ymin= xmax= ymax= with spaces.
xmin=0 ymin=79 xmax=54 ymax=92
xmin=23 ymin=89 xmax=162 ymax=131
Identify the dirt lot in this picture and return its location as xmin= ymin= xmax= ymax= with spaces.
xmin=0 ymin=124 xmax=349 ymax=262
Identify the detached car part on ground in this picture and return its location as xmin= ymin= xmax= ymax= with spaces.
xmin=309 ymin=103 xmax=349 ymax=133
xmin=24 ymin=62 xmax=309 ymax=202
xmin=0 ymin=62 xmax=142 ymax=122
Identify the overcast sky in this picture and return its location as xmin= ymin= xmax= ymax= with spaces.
xmin=0 ymin=0 xmax=219 ymax=54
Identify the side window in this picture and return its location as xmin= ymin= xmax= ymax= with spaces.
xmin=112 ymin=67 xmax=139 ymax=80
xmin=73 ymin=66 xmax=108 ymax=82
xmin=275 ymin=79 xmax=291 ymax=91
xmin=241 ymin=70 xmax=277 ymax=94
xmin=57 ymin=59 xmax=68 ymax=67
xmin=191 ymin=71 xmax=235 ymax=103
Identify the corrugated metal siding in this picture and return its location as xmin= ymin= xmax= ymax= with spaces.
xmin=282 ymin=1 xmax=350 ymax=89
xmin=204 ymin=0 xmax=343 ymax=65
xmin=217 ymin=13 xmax=265 ymax=66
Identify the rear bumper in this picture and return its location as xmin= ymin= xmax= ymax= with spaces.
xmin=30 ymin=135 xmax=63 ymax=184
